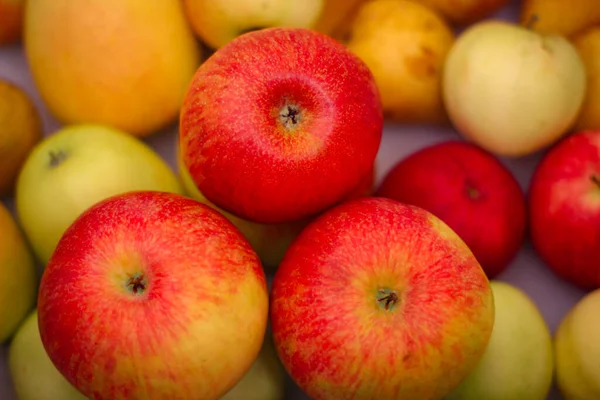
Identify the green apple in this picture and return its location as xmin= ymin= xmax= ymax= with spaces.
xmin=442 ymin=20 xmax=587 ymax=157
xmin=445 ymin=280 xmax=553 ymax=400
xmin=15 ymin=124 xmax=185 ymax=266
xmin=8 ymin=310 xmax=87 ymax=400
xmin=555 ymin=288 xmax=600 ymax=400
xmin=182 ymin=0 xmax=324 ymax=49
xmin=221 ymin=334 xmax=287 ymax=400
xmin=0 ymin=202 xmax=37 ymax=343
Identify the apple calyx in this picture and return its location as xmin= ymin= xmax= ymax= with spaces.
xmin=591 ymin=174 xmax=600 ymax=188
xmin=376 ymin=288 xmax=399 ymax=311
xmin=48 ymin=150 xmax=68 ymax=168
xmin=466 ymin=185 xmax=481 ymax=200
xmin=279 ymin=104 xmax=302 ymax=131
xmin=126 ymin=272 xmax=147 ymax=295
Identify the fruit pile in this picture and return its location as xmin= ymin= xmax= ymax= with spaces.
xmin=1 ymin=1 xmax=600 ymax=400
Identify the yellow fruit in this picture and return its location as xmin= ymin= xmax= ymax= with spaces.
xmin=23 ymin=0 xmax=202 ymax=138
xmin=520 ymin=0 xmax=600 ymax=37
xmin=572 ymin=26 xmax=600 ymax=131
xmin=0 ymin=79 xmax=43 ymax=196
xmin=15 ymin=124 xmax=185 ymax=266
xmin=345 ymin=0 xmax=455 ymax=124
xmin=0 ymin=202 xmax=37 ymax=343
xmin=313 ymin=0 xmax=367 ymax=37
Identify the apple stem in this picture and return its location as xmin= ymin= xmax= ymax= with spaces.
xmin=126 ymin=273 xmax=147 ymax=295
xmin=376 ymin=288 xmax=399 ymax=311
xmin=526 ymin=14 xmax=539 ymax=31
xmin=591 ymin=175 xmax=600 ymax=188
xmin=48 ymin=150 xmax=68 ymax=168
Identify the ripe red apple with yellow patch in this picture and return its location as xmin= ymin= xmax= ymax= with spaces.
xmin=179 ymin=27 xmax=383 ymax=224
xmin=529 ymin=129 xmax=600 ymax=290
xmin=270 ymin=197 xmax=495 ymax=399
xmin=37 ymin=191 xmax=270 ymax=400
xmin=377 ymin=140 xmax=526 ymax=278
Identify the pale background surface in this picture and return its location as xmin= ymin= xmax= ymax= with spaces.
xmin=0 ymin=0 xmax=584 ymax=399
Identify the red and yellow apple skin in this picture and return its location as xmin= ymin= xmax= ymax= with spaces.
xmin=37 ymin=191 xmax=270 ymax=400
xmin=377 ymin=140 xmax=527 ymax=278
xmin=270 ymin=197 xmax=495 ymax=400
xmin=179 ymin=27 xmax=383 ymax=225
xmin=528 ymin=130 xmax=600 ymax=290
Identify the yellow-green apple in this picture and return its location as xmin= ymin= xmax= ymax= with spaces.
xmin=0 ymin=0 xmax=23 ymax=46
xmin=528 ymin=129 xmax=600 ymax=290
xmin=446 ymin=281 xmax=554 ymax=400
xmin=572 ymin=26 xmax=600 ymax=131
xmin=413 ymin=0 xmax=509 ymax=26
xmin=0 ymin=202 xmax=37 ymax=343
xmin=554 ymin=288 xmax=600 ymax=400
xmin=442 ymin=20 xmax=587 ymax=157
xmin=519 ymin=0 xmax=600 ymax=37
xmin=220 ymin=334 xmax=287 ymax=400
xmin=269 ymin=197 xmax=495 ymax=399
xmin=376 ymin=140 xmax=526 ymax=278
xmin=178 ymin=144 xmax=376 ymax=270
xmin=8 ymin=310 xmax=87 ymax=400
xmin=344 ymin=0 xmax=455 ymax=125
xmin=24 ymin=0 xmax=201 ymax=138
xmin=0 ymin=78 xmax=43 ymax=197
xmin=180 ymin=27 xmax=383 ymax=224
xmin=183 ymin=0 xmax=324 ymax=49
xmin=37 ymin=190 xmax=270 ymax=400
xmin=15 ymin=124 xmax=185 ymax=266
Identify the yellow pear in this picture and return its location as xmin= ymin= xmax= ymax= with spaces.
xmin=23 ymin=0 xmax=202 ymax=138
xmin=312 ymin=0 xmax=367 ymax=37
xmin=520 ymin=0 xmax=600 ymax=37
xmin=183 ymin=0 xmax=324 ymax=49
xmin=0 ymin=78 xmax=43 ymax=197
xmin=572 ymin=26 xmax=600 ymax=131
xmin=345 ymin=0 xmax=455 ymax=124
xmin=0 ymin=201 xmax=37 ymax=343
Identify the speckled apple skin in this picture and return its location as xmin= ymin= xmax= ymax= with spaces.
xmin=180 ymin=27 xmax=383 ymax=224
xmin=270 ymin=197 xmax=495 ymax=400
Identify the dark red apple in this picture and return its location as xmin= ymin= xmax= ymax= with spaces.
xmin=529 ymin=130 xmax=600 ymax=290
xmin=179 ymin=27 xmax=383 ymax=224
xmin=377 ymin=140 xmax=526 ymax=278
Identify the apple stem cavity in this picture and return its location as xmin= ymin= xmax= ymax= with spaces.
xmin=376 ymin=288 xmax=399 ymax=311
xmin=48 ymin=150 xmax=68 ymax=168
xmin=466 ymin=186 xmax=481 ymax=200
xmin=591 ymin=175 xmax=600 ymax=188
xmin=279 ymin=104 xmax=302 ymax=131
xmin=126 ymin=273 xmax=148 ymax=296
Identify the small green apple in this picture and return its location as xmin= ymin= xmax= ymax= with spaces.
xmin=445 ymin=280 xmax=553 ymax=400
xmin=15 ymin=124 xmax=185 ymax=266
xmin=8 ymin=310 xmax=88 ymax=400
xmin=555 ymin=288 xmax=600 ymax=400
xmin=0 ymin=202 xmax=37 ymax=343
xmin=220 ymin=334 xmax=287 ymax=400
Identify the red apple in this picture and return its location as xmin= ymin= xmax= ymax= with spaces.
xmin=37 ymin=191 xmax=270 ymax=400
xmin=376 ymin=140 xmax=526 ymax=278
xmin=270 ymin=197 xmax=495 ymax=400
xmin=0 ymin=0 xmax=23 ymax=46
xmin=529 ymin=130 xmax=600 ymax=290
xmin=179 ymin=27 xmax=383 ymax=224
